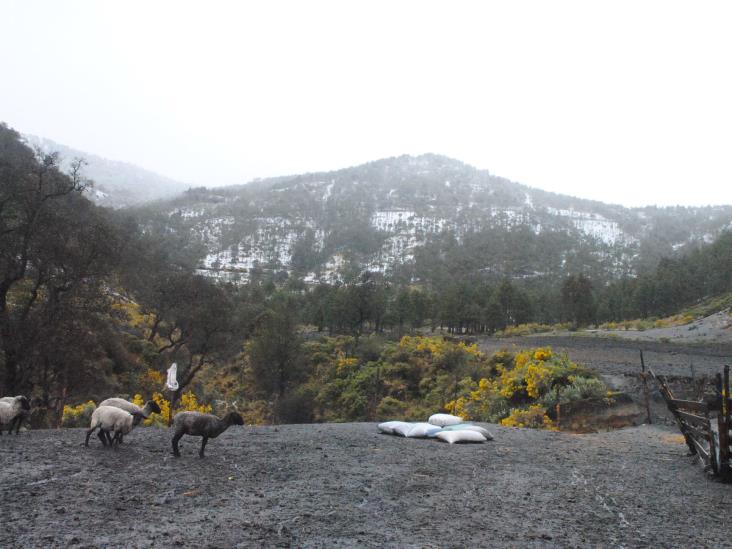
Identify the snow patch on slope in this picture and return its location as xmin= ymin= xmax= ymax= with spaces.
xmin=546 ymin=208 xmax=630 ymax=245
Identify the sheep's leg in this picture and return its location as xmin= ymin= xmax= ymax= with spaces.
xmin=104 ymin=430 xmax=114 ymax=447
xmin=199 ymin=436 xmax=208 ymax=458
xmin=85 ymin=427 xmax=97 ymax=447
xmin=14 ymin=415 xmax=22 ymax=435
xmin=96 ymin=429 xmax=109 ymax=446
xmin=172 ymin=431 xmax=183 ymax=457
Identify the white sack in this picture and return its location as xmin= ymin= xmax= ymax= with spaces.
xmin=442 ymin=424 xmax=494 ymax=440
xmin=435 ymin=430 xmax=487 ymax=444
xmin=428 ymin=413 xmax=463 ymax=427
xmin=391 ymin=422 xmax=415 ymax=437
xmin=406 ymin=423 xmax=443 ymax=438
xmin=377 ymin=421 xmax=412 ymax=435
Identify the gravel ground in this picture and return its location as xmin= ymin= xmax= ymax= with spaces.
xmin=1 ymin=423 xmax=730 ymax=548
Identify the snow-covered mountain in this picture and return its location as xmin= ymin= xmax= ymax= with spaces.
xmin=22 ymin=134 xmax=189 ymax=208
xmin=138 ymin=154 xmax=732 ymax=285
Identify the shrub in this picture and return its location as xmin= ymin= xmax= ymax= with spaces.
xmin=495 ymin=323 xmax=569 ymax=337
xmin=560 ymin=376 xmax=609 ymax=403
xmin=501 ymin=405 xmax=555 ymax=430
xmin=240 ymin=399 xmax=272 ymax=425
xmin=446 ymin=378 xmax=510 ymax=423
xmin=376 ymin=396 xmax=408 ymax=419
xmin=297 ymin=338 xmax=605 ymax=431
xmin=276 ymin=389 xmax=315 ymax=424
xmin=444 ymin=346 xmax=605 ymax=429
xmin=62 ymin=400 xmax=96 ymax=428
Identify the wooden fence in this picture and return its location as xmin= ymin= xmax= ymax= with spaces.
xmin=651 ymin=365 xmax=731 ymax=482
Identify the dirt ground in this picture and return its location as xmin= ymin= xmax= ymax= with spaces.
xmin=479 ymin=334 xmax=732 ymax=379
xmin=1 ymin=422 xmax=730 ymax=548
xmin=2 ymin=335 xmax=731 ymax=548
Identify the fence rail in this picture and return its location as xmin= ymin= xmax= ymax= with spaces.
xmin=650 ymin=364 xmax=731 ymax=482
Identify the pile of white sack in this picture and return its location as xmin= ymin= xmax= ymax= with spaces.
xmin=377 ymin=413 xmax=493 ymax=444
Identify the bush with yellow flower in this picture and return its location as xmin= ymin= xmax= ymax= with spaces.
xmin=444 ymin=346 xmax=605 ymax=430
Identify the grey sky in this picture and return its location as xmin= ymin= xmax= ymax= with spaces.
xmin=2 ymin=1 xmax=731 ymax=207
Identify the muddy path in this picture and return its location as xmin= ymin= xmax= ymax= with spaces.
xmin=1 ymin=424 xmax=729 ymax=548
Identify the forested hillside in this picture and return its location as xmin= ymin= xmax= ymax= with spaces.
xmin=136 ymin=154 xmax=732 ymax=290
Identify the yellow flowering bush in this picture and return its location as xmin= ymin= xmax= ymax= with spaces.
xmin=525 ymin=362 xmax=553 ymax=398
xmin=444 ymin=396 xmax=469 ymax=419
xmin=446 ymin=377 xmax=509 ymax=423
xmin=132 ymin=391 xmax=212 ymax=427
xmin=442 ymin=347 xmax=604 ymax=430
xmin=137 ymin=368 xmax=166 ymax=395
xmin=498 ymin=364 xmax=523 ymax=398
xmin=111 ymin=300 xmax=155 ymax=331
xmin=501 ymin=405 xmax=556 ymax=430
xmin=61 ymin=390 xmax=215 ymax=429
xmin=62 ymin=400 xmax=96 ymax=427
xmin=495 ymin=323 xmax=569 ymax=337
xmin=335 ymin=351 xmax=358 ymax=374
xmin=398 ymin=335 xmax=482 ymax=360
xmin=513 ymin=350 xmax=531 ymax=370
xmin=295 ymin=338 xmax=604 ymax=430
xmin=533 ymin=348 xmax=552 ymax=362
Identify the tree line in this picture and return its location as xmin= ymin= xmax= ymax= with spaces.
xmin=0 ymin=124 xmax=255 ymax=421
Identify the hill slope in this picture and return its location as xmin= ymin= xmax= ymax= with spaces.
xmin=22 ymin=134 xmax=189 ymax=208
xmin=137 ymin=154 xmax=732 ymax=285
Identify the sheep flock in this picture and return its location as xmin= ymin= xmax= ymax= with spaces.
xmin=1 ymin=394 xmax=244 ymax=458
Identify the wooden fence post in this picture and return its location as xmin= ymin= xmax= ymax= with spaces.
xmin=719 ymin=365 xmax=731 ymax=481
xmin=651 ymin=369 xmax=697 ymax=456
xmin=640 ymin=350 xmax=652 ymax=424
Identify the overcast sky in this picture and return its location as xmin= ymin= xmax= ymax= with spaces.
xmin=2 ymin=1 xmax=731 ymax=207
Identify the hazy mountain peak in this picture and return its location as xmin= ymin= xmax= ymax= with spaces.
xmin=21 ymin=134 xmax=189 ymax=208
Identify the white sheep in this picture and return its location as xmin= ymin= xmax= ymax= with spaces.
xmin=85 ymin=405 xmax=134 ymax=448
xmin=98 ymin=397 xmax=161 ymax=424
xmin=98 ymin=397 xmax=161 ymax=442
xmin=0 ymin=395 xmax=30 ymax=435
